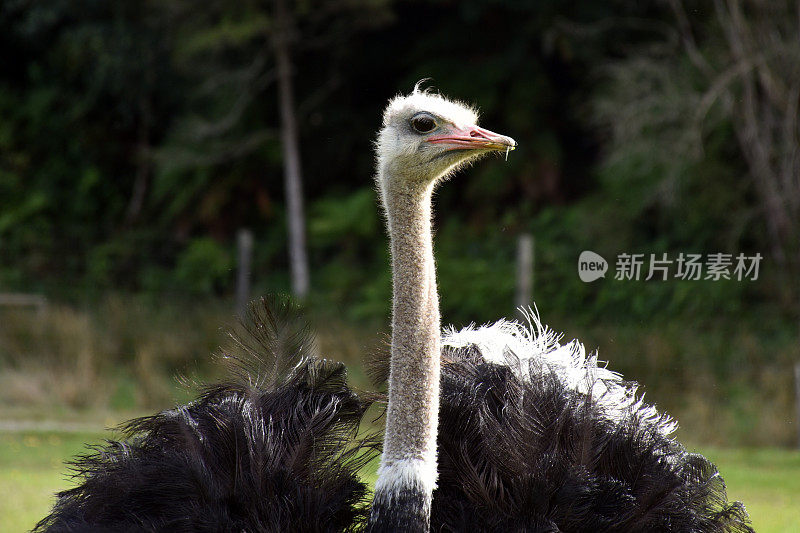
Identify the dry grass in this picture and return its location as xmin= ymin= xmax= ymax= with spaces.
xmin=1 ymin=295 xmax=797 ymax=447
xmin=0 ymin=295 xmax=384 ymax=416
xmin=0 ymin=306 xmax=106 ymax=409
xmin=556 ymin=318 xmax=800 ymax=448
xmin=0 ymin=295 xmax=230 ymax=413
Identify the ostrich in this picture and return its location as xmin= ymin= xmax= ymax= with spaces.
xmin=36 ymin=86 xmax=752 ymax=533
xmin=367 ymin=86 xmax=751 ymax=532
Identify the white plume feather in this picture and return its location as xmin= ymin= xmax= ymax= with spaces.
xmin=442 ymin=306 xmax=677 ymax=435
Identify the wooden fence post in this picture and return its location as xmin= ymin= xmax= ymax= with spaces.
xmin=794 ymin=362 xmax=800 ymax=449
xmin=515 ymin=233 xmax=534 ymax=316
xmin=236 ymin=228 xmax=253 ymax=317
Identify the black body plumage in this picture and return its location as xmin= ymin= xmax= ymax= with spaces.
xmin=430 ymin=344 xmax=753 ymax=532
xmin=35 ymin=298 xmax=377 ymax=533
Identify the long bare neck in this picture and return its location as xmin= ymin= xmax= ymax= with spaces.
xmin=385 ymin=184 xmax=441 ymax=460
xmin=369 ymin=176 xmax=441 ymax=532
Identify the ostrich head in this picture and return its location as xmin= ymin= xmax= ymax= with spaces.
xmin=376 ymin=86 xmax=516 ymax=197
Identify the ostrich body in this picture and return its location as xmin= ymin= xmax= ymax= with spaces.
xmin=37 ymin=87 xmax=752 ymax=533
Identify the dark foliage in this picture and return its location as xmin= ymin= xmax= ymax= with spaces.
xmin=35 ymin=297 xmax=378 ymax=533
xmin=430 ymin=344 xmax=754 ymax=532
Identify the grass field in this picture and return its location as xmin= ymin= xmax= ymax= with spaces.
xmin=3 ymin=429 xmax=798 ymax=532
xmin=702 ymin=447 xmax=800 ymax=532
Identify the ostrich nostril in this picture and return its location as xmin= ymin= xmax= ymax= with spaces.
xmin=470 ymin=130 xmax=482 ymax=138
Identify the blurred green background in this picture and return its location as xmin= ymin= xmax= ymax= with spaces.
xmin=1 ymin=0 xmax=799 ymax=530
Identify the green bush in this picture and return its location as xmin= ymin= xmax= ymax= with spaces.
xmin=174 ymin=237 xmax=233 ymax=294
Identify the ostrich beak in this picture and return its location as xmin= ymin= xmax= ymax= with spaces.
xmin=427 ymin=125 xmax=516 ymax=152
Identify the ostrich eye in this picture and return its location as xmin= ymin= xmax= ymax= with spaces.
xmin=411 ymin=114 xmax=437 ymax=134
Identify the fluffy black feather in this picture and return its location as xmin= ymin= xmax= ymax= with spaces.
xmin=35 ymin=297 xmax=378 ymax=533
xmin=368 ymin=488 xmax=431 ymax=533
xmin=429 ymin=345 xmax=753 ymax=533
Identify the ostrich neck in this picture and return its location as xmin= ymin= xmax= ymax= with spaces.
xmin=370 ymin=178 xmax=441 ymax=531
xmin=386 ymin=185 xmax=441 ymax=460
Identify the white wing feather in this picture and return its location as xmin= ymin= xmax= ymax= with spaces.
xmin=442 ymin=306 xmax=677 ymax=435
